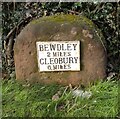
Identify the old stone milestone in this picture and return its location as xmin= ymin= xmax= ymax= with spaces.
xmin=14 ymin=15 xmax=107 ymax=86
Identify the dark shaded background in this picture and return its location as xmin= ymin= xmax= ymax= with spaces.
xmin=1 ymin=2 xmax=120 ymax=79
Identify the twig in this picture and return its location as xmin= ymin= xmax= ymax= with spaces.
xmin=5 ymin=16 xmax=32 ymax=48
xmin=68 ymin=10 xmax=81 ymax=15
xmin=5 ymin=16 xmax=32 ymax=71
xmin=92 ymin=3 xmax=105 ymax=14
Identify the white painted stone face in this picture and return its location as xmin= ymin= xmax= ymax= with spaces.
xmin=36 ymin=41 xmax=80 ymax=72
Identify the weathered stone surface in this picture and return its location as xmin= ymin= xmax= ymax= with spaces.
xmin=14 ymin=15 xmax=107 ymax=86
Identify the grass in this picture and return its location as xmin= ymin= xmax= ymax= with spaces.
xmin=2 ymin=78 xmax=119 ymax=118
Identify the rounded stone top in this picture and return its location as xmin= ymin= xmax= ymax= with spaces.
xmin=14 ymin=14 xmax=107 ymax=86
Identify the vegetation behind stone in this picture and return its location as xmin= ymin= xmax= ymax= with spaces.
xmin=1 ymin=2 xmax=119 ymax=79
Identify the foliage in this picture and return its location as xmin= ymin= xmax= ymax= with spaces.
xmin=2 ymin=78 xmax=118 ymax=117
xmin=1 ymin=2 xmax=119 ymax=77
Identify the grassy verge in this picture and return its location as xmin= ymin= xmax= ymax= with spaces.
xmin=2 ymin=78 xmax=118 ymax=117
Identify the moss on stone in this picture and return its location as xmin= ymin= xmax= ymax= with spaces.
xmin=31 ymin=14 xmax=93 ymax=28
xmin=31 ymin=15 xmax=105 ymax=44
